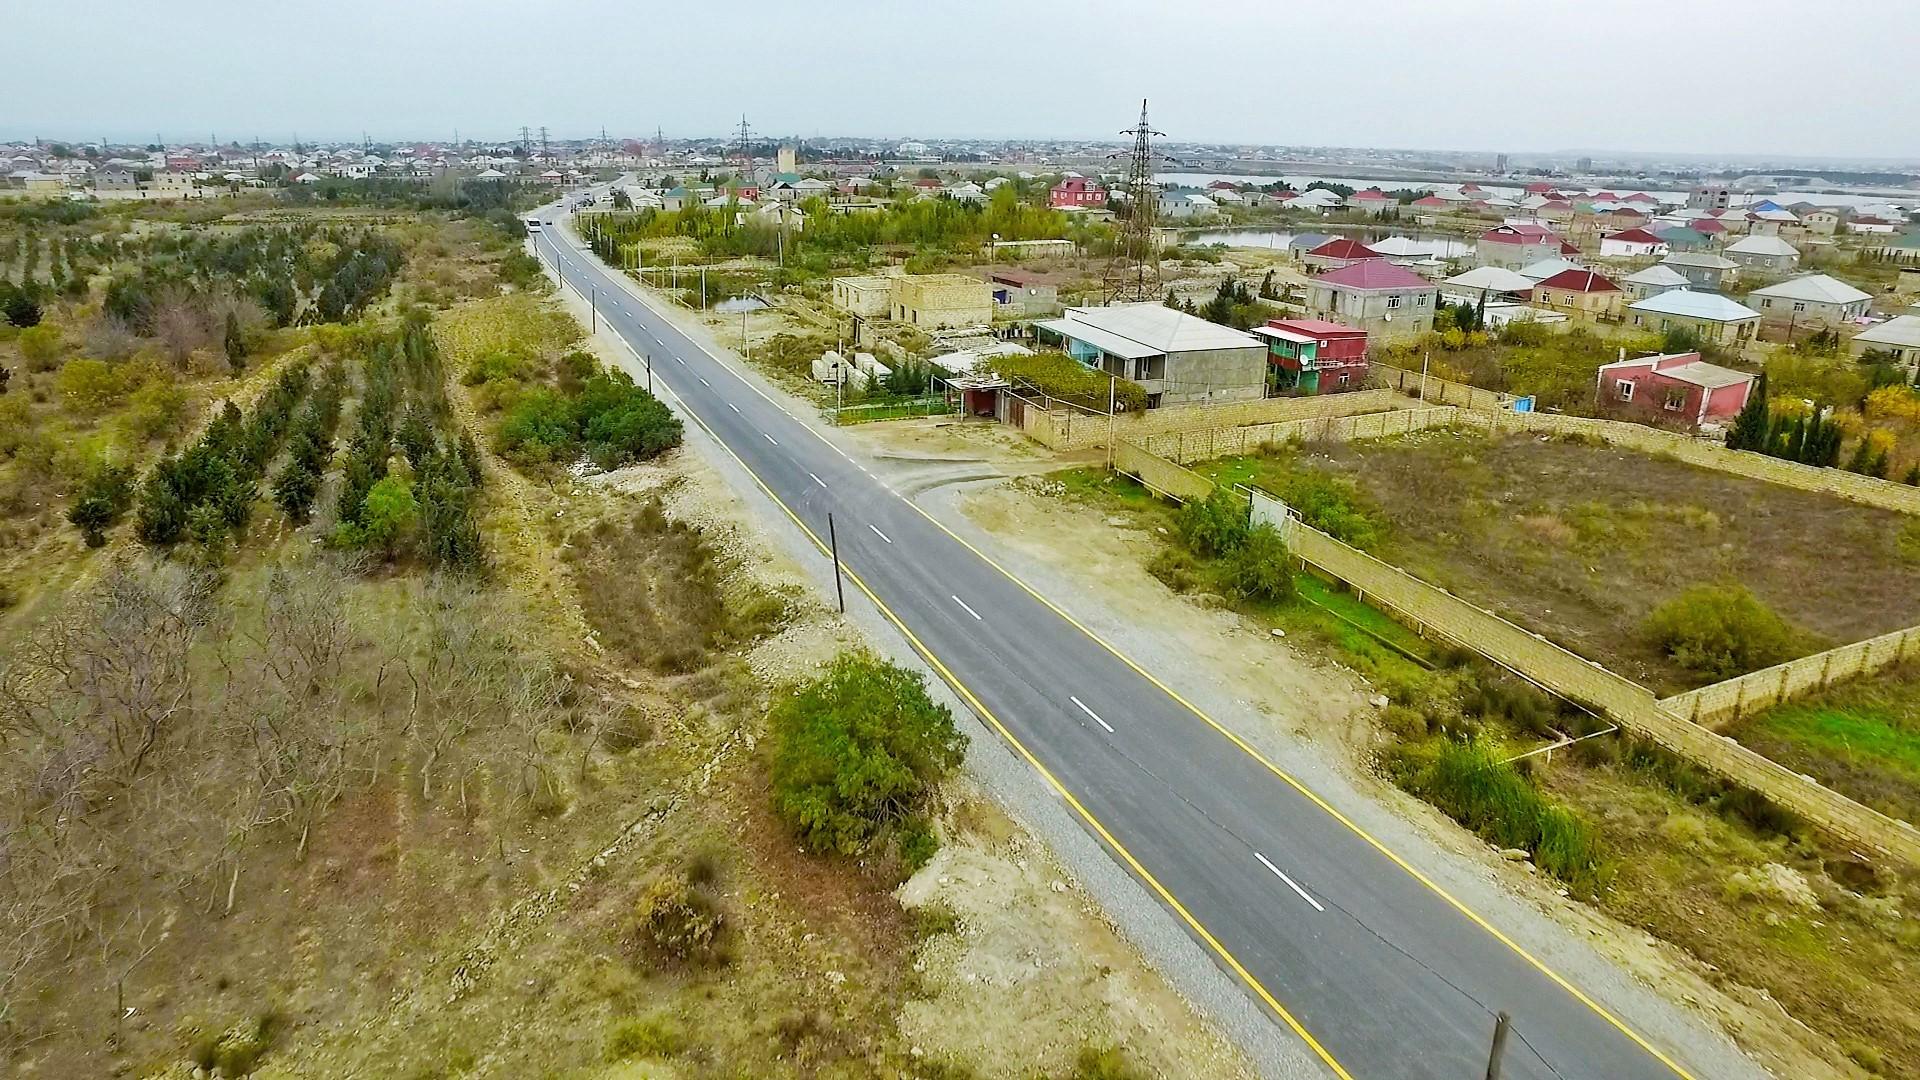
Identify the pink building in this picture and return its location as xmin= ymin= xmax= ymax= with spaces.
xmin=1049 ymin=177 xmax=1107 ymax=208
xmin=1595 ymin=352 xmax=1755 ymax=428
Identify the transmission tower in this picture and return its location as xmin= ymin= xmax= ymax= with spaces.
xmin=519 ymin=126 xmax=532 ymax=154
xmin=1104 ymin=99 xmax=1167 ymax=304
xmin=735 ymin=115 xmax=754 ymax=164
xmin=539 ymin=125 xmax=550 ymax=161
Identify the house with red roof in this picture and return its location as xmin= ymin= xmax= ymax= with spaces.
xmin=1410 ymin=195 xmax=1452 ymax=211
xmin=1250 ymin=318 xmax=1370 ymax=394
xmin=1049 ymin=176 xmax=1107 ymax=209
xmin=1624 ymin=192 xmax=1659 ymax=205
xmin=1599 ymin=227 xmax=1670 ymax=259
xmin=1524 ymin=181 xmax=1559 ymax=195
xmin=1595 ymin=352 xmax=1755 ymax=429
xmin=1347 ymin=187 xmax=1392 ymax=211
xmin=1306 ymin=260 xmax=1438 ymax=342
xmin=1531 ymin=268 xmax=1624 ymax=321
xmin=1302 ymin=236 xmax=1383 ymax=271
xmin=1475 ymin=222 xmax=1570 ymax=270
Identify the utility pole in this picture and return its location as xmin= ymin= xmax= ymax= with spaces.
xmin=828 ymin=514 xmax=845 ymax=613
xmin=1107 ymin=374 xmax=1118 ymax=469
xmin=1484 ymin=1012 xmax=1512 ymax=1080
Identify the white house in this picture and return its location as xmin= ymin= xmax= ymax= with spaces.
xmin=1724 ymin=234 xmax=1801 ymax=271
xmin=1621 ymin=264 xmax=1692 ymax=301
xmin=1599 ymin=228 xmax=1669 ymax=259
xmin=1746 ymin=274 xmax=1873 ymax=326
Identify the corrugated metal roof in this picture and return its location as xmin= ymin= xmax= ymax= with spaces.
xmin=1748 ymin=274 xmax=1872 ymax=305
xmin=1046 ymin=303 xmax=1263 ymax=357
xmin=1628 ymin=289 xmax=1761 ymax=322
xmin=1854 ymin=315 xmax=1920 ymax=349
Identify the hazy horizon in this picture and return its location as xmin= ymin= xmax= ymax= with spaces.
xmin=10 ymin=0 xmax=1920 ymax=163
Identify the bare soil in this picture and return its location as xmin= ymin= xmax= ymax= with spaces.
xmin=1257 ymin=428 xmax=1920 ymax=694
xmin=954 ymin=474 xmax=1879 ymax=1080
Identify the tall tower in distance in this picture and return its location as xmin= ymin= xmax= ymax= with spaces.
xmin=777 ymin=144 xmax=797 ymax=174
xmin=1104 ymin=99 xmax=1166 ymax=304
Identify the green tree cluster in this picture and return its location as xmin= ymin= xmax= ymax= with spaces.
xmin=768 ymin=655 xmax=965 ymax=860
xmin=134 ymin=364 xmax=312 ymax=554
xmin=496 ymin=367 xmax=682 ymax=470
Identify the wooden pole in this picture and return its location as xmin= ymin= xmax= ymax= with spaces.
xmin=828 ymin=513 xmax=845 ymax=614
xmin=1484 ymin=1011 xmax=1511 ymax=1080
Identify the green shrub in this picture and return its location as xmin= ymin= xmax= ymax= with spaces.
xmin=1275 ymin=470 xmax=1380 ymax=548
xmin=17 ymin=323 xmax=63 ymax=371
xmin=605 ymin=1014 xmax=685 ymax=1061
xmin=1643 ymin=584 xmax=1800 ymax=679
xmin=1174 ymin=488 xmax=1249 ymax=557
xmin=55 ymin=357 xmax=129 ymax=413
xmin=1387 ymin=738 xmax=1609 ymax=896
xmin=1222 ymin=523 xmax=1295 ymax=602
xmin=1070 ymin=1046 xmax=1148 ymax=1080
xmin=66 ymin=459 xmax=135 ymax=547
xmin=898 ymin=815 xmax=939 ymax=870
xmin=495 ymin=388 xmax=576 ymax=463
xmin=769 ymin=655 xmax=965 ymax=857
xmin=633 ymin=871 xmax=723 ymax=964
xmin=983 ymin=350 xmax=1148 ymax=412
xmin=576 ymin=369 xmax=681 ymax=469
xmin=463 ymin=347 xmax=532 ymax=387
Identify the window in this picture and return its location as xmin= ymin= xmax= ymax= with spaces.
xmin=1387 ymin=295 xmax=1401 ymax=309
xmin=1760 ymin=298 xmax=1772 ymax=308
xmin=1663 ymin=390 xmax=1687 ymax=412
xmin=1614 ymin=379 xmax=1635 ymax=401
xmin=1416 ymin=294 xmax=1429 ymax=307
xmin=1792 ymin=302 xmax=1806 ymax=312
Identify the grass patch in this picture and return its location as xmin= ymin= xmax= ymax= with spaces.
xmin=566 ymin=500 xmax=779 ymax=673
xmin=1384 ymin=738 xmax=1611 ymax=895
xmin=1733 ymin=662 xmax=1920 ymax=823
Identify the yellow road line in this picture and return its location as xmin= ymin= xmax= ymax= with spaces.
xmin=652 ymin=371 xmax=1358 ymax=1080
xmin=573 ymin=247 xmax=1693 ymax=1080
xmin=893 ymin=498 xmax=1697 ymax=1080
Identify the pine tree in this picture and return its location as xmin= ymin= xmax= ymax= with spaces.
xmin=1725 ymin=373 xmax=1768 ymax=451
xmin=223 ymin=311 xmax=246 ymax=371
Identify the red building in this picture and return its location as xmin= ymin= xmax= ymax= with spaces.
xmin=1594 ymin=352 xmax=1755 ymax=428
xmin=1049 ymin=176 xmax=1107 ymax=208
xmin=1251 ymin=318 xmax=1369 ymax=394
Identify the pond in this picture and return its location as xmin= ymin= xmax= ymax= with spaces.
xmin=712 ymin=296 xmax=768 ymax=313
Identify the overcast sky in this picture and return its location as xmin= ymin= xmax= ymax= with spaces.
xmin=9 ymin=0 xmax=1918 ymax=162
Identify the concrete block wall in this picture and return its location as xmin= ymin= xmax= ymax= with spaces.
xmin=1144 ymin=407 xmax=1460 ymax=464
xmin=1662 ymin=625 xmax=1920 ymax=728
xmin=1017 ymin=388 xmax=1406 ymax=452
xmin=1111 ymin=435 xmax=1920 ymax=865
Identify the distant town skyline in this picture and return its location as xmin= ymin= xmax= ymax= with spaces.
xmin=11 ymin=0 xmax=1920 ymax=163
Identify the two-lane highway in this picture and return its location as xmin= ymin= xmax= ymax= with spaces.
xmin=532 ymin=212 xmax=1700 ymax=1080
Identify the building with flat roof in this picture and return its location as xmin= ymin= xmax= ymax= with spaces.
xmin=1250 ymin=318 xmax=1369 ymax=394
xmin=1037 ymin=303 xmax=1266 ymax=407
xmin=890 ymin=274 xmax=992 ymax=329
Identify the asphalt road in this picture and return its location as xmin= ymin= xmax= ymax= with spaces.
xmin=529 ymin=203 xmax=1695 ymax=1080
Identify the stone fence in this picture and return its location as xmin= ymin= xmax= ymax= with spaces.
xmin=1013 ymin=388 xmax=1407 ymax=452
xmin=1111 ymin=436 xmax=1920 ymax=866
xmin=1662 ymin=625 xmax=1920 ymax=729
